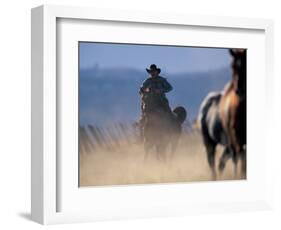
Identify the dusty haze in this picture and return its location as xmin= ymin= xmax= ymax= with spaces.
xmin=79 ymin=131 xmax=244 ymax=187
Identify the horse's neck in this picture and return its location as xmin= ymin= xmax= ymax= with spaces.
xmin=144 ymin=94 xmax=162 ymax=107
xmin=223 ymin=77 xmax=245 ymax=103
xmin=232 ymin=73 xmax=246 ymax=98
xmin=223 ymin=81 xmax=234 ymax=95
xmin=224 ymin=75 xmax=240 ymax=94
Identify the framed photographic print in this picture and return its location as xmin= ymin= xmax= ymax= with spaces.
xmin=31 ymin=5 xmax=274 ymax=224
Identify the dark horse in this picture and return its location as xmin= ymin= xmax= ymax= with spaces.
xmin=142 ymin=92 xmax=187 ymax=160
xmin=198 ymin=49 xmax=246 ymax=180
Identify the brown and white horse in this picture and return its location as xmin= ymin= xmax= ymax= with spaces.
xmin=198 ymin=49 xmax=246 ymax=180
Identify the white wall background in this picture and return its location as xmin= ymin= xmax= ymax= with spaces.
xmin=0 ymin=0 xmax=280 ymax=229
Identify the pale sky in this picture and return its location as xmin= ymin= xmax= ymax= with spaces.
xmin=79 ymin=42 xmax=231 ymax=73
xmin=79 ymin=42 xmax=232 ymax=126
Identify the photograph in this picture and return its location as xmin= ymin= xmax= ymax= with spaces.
xmin=27 ymin=3 xmax=276 ymax=226
xmin=78 ymin=42 xmax=247 ymax=187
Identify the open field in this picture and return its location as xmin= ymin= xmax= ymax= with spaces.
xmin=79 ymin=130 xmax=245 ymax=187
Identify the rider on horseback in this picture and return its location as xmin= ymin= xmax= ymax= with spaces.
xmin=138 ymin=64 xmax=173 ymax=129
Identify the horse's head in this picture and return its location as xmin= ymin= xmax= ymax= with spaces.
xmin=142 ymin=93 xmax=166 ymax=112
xmin=229 ymin=49 xmax=246 ymax=96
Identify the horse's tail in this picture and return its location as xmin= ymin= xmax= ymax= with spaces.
xmin=173 ymin=106 xmax=187 ymax=124
xmin=197 ymin=92 xmax=221 ymax=131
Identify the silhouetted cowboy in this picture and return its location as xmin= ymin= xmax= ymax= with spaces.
xmin=138 ymin=64 xmax=173 ymax=133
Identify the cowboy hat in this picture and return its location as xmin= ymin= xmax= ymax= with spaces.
xmin=146 ymin=64 xmax=161 ymax=74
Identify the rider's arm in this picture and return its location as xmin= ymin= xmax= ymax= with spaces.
xmin=161 ymin=78 xmax=173 ymax=93
xmin=139 ymin=79 xmax=150 ymax=94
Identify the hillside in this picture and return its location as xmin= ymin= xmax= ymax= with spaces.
xmin=79 ymin=66 xmax=231 ymax=126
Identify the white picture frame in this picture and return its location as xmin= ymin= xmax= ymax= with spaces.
xmin=31 ymin=4 xmax=274 ymax=225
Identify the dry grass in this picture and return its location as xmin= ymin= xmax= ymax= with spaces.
xmin=79 ymin=131 xmax=245 ymax=187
